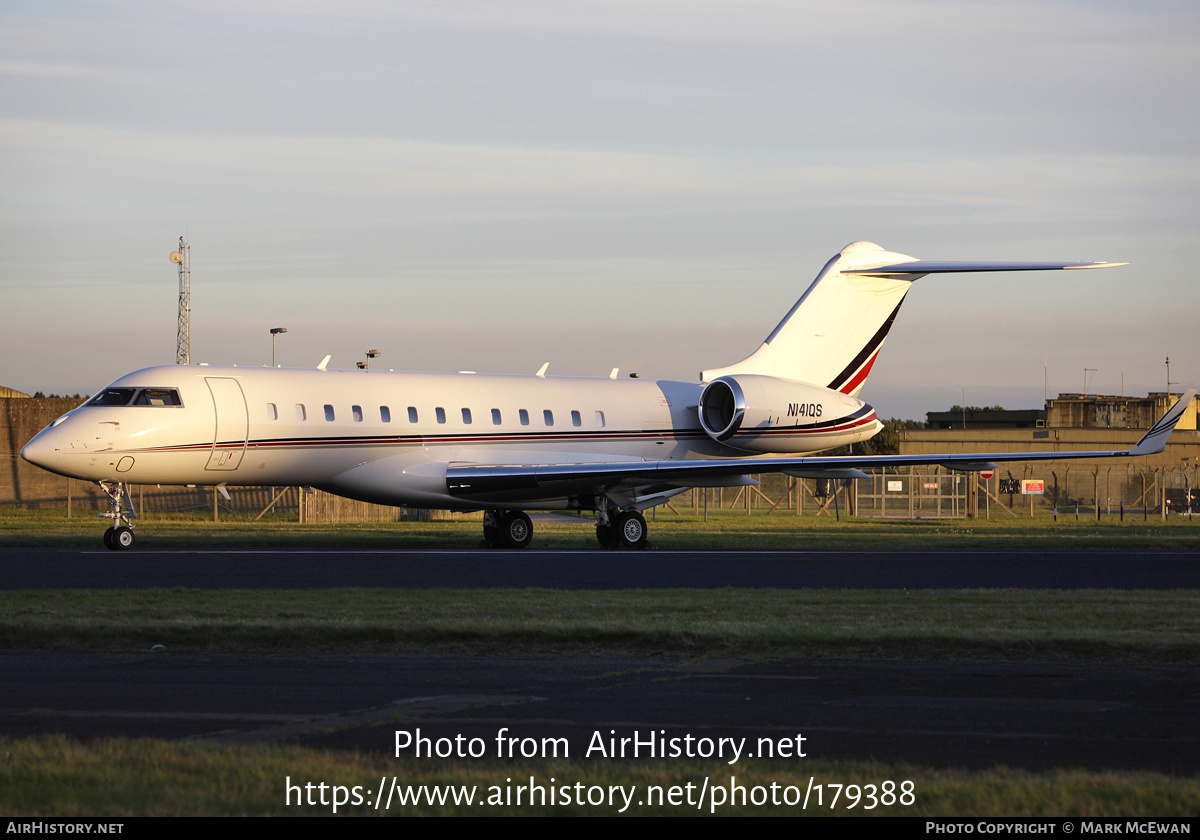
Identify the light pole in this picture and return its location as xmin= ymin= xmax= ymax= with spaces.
xmin=271 ymin=327 xmax=288 ymax=367
xmin=358 ymin=349 xmax=380 ymax=370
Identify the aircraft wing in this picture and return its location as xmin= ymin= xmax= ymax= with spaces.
xmin=447 ymin=390 xmax=1194 ymax=502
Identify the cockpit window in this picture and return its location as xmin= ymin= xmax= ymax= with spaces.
xmin=133 ymin=388 xmax=182 ymax=406
xmin=88 ymin=389 xmax=136 ymax=406
xmin=87 ymin=388 xmax=182 ymax=407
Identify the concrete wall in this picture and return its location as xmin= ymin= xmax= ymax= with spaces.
xmin=1045 ymin=392 xmax=1198 ymax=431
xmin=1 ymin=397 xmax=94 ymax=508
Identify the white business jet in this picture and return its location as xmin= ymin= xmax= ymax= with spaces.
xmin=21 ymin=241 xmax=1194 ymax=551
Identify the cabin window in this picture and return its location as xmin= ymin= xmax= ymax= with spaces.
xmin=491 ymin=408 xmax=502 ymax=425
xmin=435 ymin=407 xmax=446 ymax=424
xmin=595 ymin=410 xmax=605 ymax=428
xmin=324 ymin=404 xmax=335 ymax=421
xmin=266 ymin=403 xmax=278 ymax=421
xmin=571 ymin=410 xmax=581 ymax=427
xmin=296 ymin=404 xmax=307 ymax=421
xmin=380 ymin=406 xmax=391 ymax=423
xmin=543 ymin=410 xmax=554 ymax=426
xmin=352 ymin=405 xmax=363 ymax=422
xmin=407 ymin=406 xmax=418 ymax=423
xmin=519 ymin=409 xmax=529 ymax=426
xmin=461 ymin=408 xmax=472 ymax=424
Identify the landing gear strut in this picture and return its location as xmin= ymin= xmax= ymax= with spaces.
xmin=98 ymin=480 xmax=136 ymax=551
xmin=482 ymin=509 xmax=534 ymax=549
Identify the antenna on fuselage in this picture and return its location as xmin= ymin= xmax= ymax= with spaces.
xmin=169 ymin=236 xmax=190 ymax=365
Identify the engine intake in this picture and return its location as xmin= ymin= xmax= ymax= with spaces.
xmin=698 ymin=377 xmax=745 ymax=441
xmin=698 ymin=374 xmax=877 ymax=454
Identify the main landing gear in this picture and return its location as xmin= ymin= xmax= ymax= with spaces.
xmin=482 ymin=509 xmax=533 ymax=549
xmin=595 ymin=506 xmax=647 ymax=550
xmin=481 ymin=505 xmax=649 ymax=550
xmin=98 ymin=480 xmax=136 ymax=551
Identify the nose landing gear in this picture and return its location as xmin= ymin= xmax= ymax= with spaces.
xmin=98 ymin=480 xmax=136 ymax=550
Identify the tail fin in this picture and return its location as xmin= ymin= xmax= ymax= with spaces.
xmin=701 ymin=241 xmax=1127 ymax=396
xmin=702 ymin=241 xmax=920 ymax=395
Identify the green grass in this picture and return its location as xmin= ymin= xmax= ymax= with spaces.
xmin=2 ymin=735 xmax=1196 ymax=816
xmin=2 ymin=588 xmax=1197 ymax=661
xmin=3 ymin=507 xmax=1200 ymax=550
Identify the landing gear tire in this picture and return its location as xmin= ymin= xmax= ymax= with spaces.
xmin=498 ymin=511 xmax=533 ymax=549
xmin=482 ymin=523 xmax=500 ymax=548
xmin=595 ymin=523 xmax=618 ymax=549
xmin=112 ymin=526 xmax=135 ymax=550
xmin=614 ymin=511 xmax=648 ymax=550
xmin=105 ymin=526 xmax=134 ymax=551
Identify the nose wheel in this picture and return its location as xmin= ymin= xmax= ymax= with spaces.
xmin=103 ymin=526 xmax=135 ymax=551
xmin=98 ymin=481 xmax=136 ymax=550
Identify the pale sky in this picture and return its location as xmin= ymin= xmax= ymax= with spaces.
xmin=2 ymin=0 xmax=1197 ymax=418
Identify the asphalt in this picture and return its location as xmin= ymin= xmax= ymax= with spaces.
xmin=1 ymin=544 xmax=1197 ymax=779
xmin=1 ymin=545 xmax=1198 ymax=589
xmin=2 ymin=650 xmax=1196 ymax=774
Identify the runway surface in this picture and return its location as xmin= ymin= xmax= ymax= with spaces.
xmin=2 ymin=544 xmax=1196 ymax=780
xmin=3 ymin=650 xmax=1196 ymax=775
xmin=1 ymin=545 xmax=1198 ymax=589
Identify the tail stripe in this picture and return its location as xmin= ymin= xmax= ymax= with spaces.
xmin=826 ymin=300 xmax=904 ymax=393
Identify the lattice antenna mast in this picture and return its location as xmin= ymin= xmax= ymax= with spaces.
xmin=170 ymin=236 xmax=191 ymax=364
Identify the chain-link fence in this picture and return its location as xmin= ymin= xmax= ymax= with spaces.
xmin=4 ymin=467 xmax=1198 ymax=523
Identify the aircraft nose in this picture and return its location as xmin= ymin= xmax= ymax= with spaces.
xmin=21 ymin=424 xmax=67 ymax=474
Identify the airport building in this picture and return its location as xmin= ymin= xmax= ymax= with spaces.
xmin=898 ymin=392 xmax=1199 ymax=516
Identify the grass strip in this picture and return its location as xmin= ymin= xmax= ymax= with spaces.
xmin=2 ymin=588 xmax=1197 ymax=661
xmin=2 ymin=735 xmax=1196 ymax=817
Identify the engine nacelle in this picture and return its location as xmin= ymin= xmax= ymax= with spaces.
xmin=697 ymin=374 xmax=881 ymax=454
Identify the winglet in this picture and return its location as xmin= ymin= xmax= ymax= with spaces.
xmin=1129 ymin=389 xmax=1195 ymax=456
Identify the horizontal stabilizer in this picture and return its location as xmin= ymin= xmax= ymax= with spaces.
xmin=845 ymin=260 xmax=1127 ymax=276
